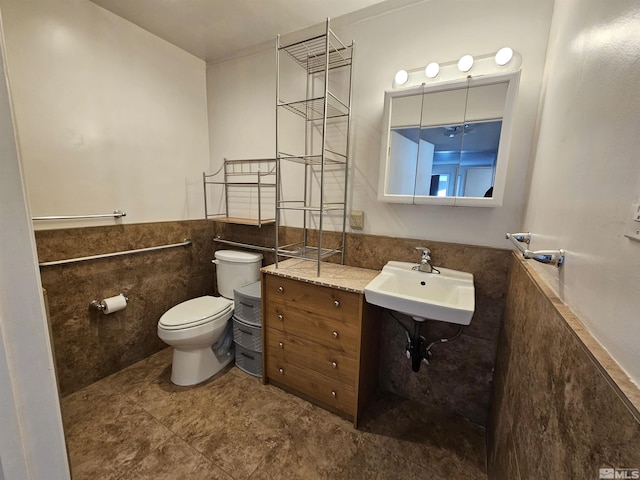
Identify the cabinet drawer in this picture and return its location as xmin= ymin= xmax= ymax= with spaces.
xmin=266 ymin=328 xmax=357 ymax=386
xmin=265 ymin=303 xmax=358 ymax=356
xmin=264 ymin=274 xmax=361 ymax=324
xmin=266 ymin=353 xmax=356 ymax=416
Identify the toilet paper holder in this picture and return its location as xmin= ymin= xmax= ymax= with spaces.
xmin=90 ymin=294 xmax=129 ymax=313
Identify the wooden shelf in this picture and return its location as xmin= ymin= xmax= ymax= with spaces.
xmin=208 ymin=216 xmax=275 ymax=226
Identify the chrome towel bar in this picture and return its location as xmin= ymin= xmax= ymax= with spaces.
xmin=39 ymin=238 xmax=191 ymax=267
xmin=506 ymin=232 xmax=565 ymax=267
xmin=32 ymin=210 xmax=126 ymax=221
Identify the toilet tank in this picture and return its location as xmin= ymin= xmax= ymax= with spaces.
xmin=214 ymin=250 xmax=263 ymax=299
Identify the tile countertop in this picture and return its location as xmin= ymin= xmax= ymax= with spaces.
xmin=261 ymin=259 xmax=380 ymax=293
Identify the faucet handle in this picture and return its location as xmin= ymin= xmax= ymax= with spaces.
xmin=414 ymin=246 xmax=434 ymax=272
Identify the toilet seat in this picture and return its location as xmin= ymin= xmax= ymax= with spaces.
xmin=158 ymin=296 xmax=233 ymax=331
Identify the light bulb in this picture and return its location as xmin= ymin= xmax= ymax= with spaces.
xmin=394 ymin=69 xmax=409 ymax=86
xmin=495 ymin=47 xmax=514 ymax=66
xmin=457 ymin=55 xmax=474 ymax=72
xmin=425 ymin=62 xmax=440 ymax=78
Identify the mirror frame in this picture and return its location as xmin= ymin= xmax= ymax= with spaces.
xmin=377 ymin=71 xmax=521 ymax=207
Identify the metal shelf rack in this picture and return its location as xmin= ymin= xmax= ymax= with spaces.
xmin=204 ymin=158 xmax=277 ymax=227
xmin=275 ymin=19 xmax=354 ymax=276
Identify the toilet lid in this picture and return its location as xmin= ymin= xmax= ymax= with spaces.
xmin=159 ymin=296 xmax=233 ymax=330
xmin=215 ymin=250 xmax=263 ymax=263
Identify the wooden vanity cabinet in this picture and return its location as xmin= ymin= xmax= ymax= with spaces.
xmin=261 ymin=273 xmax=381 ymax=426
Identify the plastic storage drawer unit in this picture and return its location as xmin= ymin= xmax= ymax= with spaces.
xmin=233 ymin=281 xmax=262 ymax=326
xmin=234 ymin=342 xmax=262 ymax=377
xmin=232 ymin=317 xmax=262 ymax=352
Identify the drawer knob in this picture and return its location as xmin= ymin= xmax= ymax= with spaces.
xmin=278 ymin=342 xmax=284 ymax=349
xmin=278 ymin=368 xmax=284 ymax=375
xmin=277 ymin=314 xmax=283 ymax=321
xmin=278 ymin=286 xmax=284 ymax=293
xmin=331 ymin=391 xmax=337 ymax=398
xmin=332 ymin=331 xmax=339 ymax=339
xmin=333 ymin=300 xmax=340 ymax=308
xmin=331 ymin=361 xmax=337 ymax=369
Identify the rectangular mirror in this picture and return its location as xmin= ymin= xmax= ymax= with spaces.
xmin=378 ymin=72 xmax=520 ymax=207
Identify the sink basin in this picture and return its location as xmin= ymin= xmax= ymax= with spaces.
xmin=364 ymin=261 xmax=475 ymax=325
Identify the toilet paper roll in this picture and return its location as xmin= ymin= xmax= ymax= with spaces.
xmin=102 ymin=294 xmax=127 ymax=314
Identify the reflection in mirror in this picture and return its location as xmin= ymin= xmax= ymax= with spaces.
xmin=378 ymin=72 xmax=519 ymax=207
xmin=387 ymin=94 xmax=422 ymax=195
xmin=419 ymin=87 xmax=466 ymax=197
xmin=418 ymin=120 xmax=502 ymax=197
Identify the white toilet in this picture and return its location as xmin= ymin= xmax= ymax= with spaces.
xmin=157 ymin=250 xmax=263 ymax=386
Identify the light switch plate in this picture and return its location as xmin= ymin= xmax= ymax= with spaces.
xmin=624 ymin=203 xmax=640 ymax=242
xmin=350 ymin=210 xmax=364 ymax=230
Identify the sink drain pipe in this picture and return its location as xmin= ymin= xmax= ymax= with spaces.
xmin=387 ymin=310 xmax=464 ymax=372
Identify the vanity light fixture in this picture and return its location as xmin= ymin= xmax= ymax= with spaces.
xmin=425 ymin=62 xmax=440 ymax=78
xmin=495 ymin=47 xmax=514 ymax=66
xmin=392 ymin=48 xmax=520 ymax=88
xmin=394 ymin=69 xmax=409 ymax=85
xmin=457 ymin=54 xmax=474 ymax=72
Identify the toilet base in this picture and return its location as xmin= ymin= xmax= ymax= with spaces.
xmin=170 ymin=344 xmax=234 ymax=386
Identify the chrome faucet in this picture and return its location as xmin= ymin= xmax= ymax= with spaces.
xmin=414 ymin=246 xmax=433 ymax=273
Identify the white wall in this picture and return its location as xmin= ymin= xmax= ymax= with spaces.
xmin=0 ymin=0 xmax=210 ymax=230
xmin=523 ymin=0 xmax=640 ymax=385
xmin=0 ymin=14 xmax=70 ymax=478
xmin=207 ymin=0 xmax=554 ymax=247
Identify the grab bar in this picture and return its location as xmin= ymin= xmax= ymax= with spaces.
xmin=506 ymin=232 xmax=565 ymax=267
xmin=39 ymin=238 xmax=191 ymax=267
xmin=32 ymin=210 xmax=126 ymax=221
xmin=214 ymin=235 xmax=276 ymax=253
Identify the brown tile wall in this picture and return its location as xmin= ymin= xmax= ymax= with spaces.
xmin=487 ymin=254 xmax=640 ymax=479
xmin=41 ymin=219 xmax=509 ymax=427
xmin=37 ymin=220 xmax=277 ymax=397
xmin=37 ymin=220 xmax=217 ymax=396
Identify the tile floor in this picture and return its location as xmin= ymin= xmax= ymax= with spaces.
xmin=60 ymin=348 xmax=488 ymax=479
